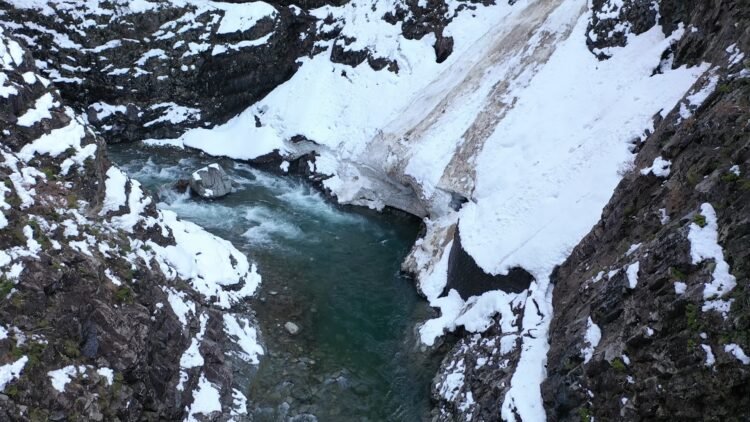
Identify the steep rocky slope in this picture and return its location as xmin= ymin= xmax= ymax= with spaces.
xmin=1 ymin=27 xmax=262 ymax=421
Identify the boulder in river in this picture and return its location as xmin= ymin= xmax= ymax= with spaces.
xmin=285 ymin=322 xmax=300 ymax=335
xmin=189 ymin=163 xmax=232 ymax=199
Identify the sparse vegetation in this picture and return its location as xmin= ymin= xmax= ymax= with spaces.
xmin=721 ymin=172 xmax=740 ymax=183
xmin=0 ymin=277 xmax=14 ymax=297
xmin=62 ymin=339 xmax=81 ymax=358
xmin=686 ymin=303 xmax=700 ymax=331
xmin=115 ymin=286 xmax=133 ymax=303
xmin=579 ymin=407 xmax=592 ymax=422
xmin=670 ymin=267 xmax=687 ymax=281
xmin=693 ymin=214 xmax=707 ymax=228
xmin=610 ymin=357 xmax=626 ymax=372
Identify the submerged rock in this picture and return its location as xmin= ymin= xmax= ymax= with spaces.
xmin=285 ymin=322 xmax=300 ymax=335
xmin=190 ymin=164 xmax=232 ymax=199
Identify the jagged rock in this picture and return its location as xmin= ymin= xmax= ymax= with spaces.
xmin=189 ymin=164 xmax=232 ymax=198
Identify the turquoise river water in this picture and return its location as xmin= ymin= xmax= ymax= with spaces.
xmin=109 ymin=145 xmax=442 ymax=421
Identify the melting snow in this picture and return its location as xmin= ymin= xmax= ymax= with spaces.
xmin=701 ymin=344 xmax=715 ymax=367
xmin=186 ymin=374 xmax=222 ymax=420
xmin=0 ymin=356 xmax=28 ymax=391
xmin=724 ymin=344 xmax=750 ymax=365
xmin=640 ymin=156 xmax=671 ymax=177
xmin=626 ymin=262 xmax=640 ymax=289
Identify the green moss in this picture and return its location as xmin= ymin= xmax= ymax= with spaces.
xmin=693 ymin=214 xmax=707 ymax=228
xmin=579 ymin=407 xmax=592 ymax=422
xmin=4 ymin=384 xmax=19 ymax=398
xmin=28 ymin=220 xmax=51 ymax=249
xmin=66 ymin=193 xmax=79 ymax=208
xmin=610 ymin=357 xmax=626 ymax=372
xmin=670 ymin=267 xmax=687 ymax=281
xmin=10 ymin=226 xmax=27 ymax=245
xmin=721 ymin=172 xmax=740 ymax=183
xmin=687 ymin=338 xmax=696 ymax=351
xmin=12 ymin=341 xmax=46 ymax=369
xmin=0 ymin=277 xmax=13 ymax=297
xmin=115 ymin=286 xmax=133 ymax=303
xmin=62 ymin=340 xmax=80 ymax=358
xmin=29 ymin=408 xmax=49 ymax=422
xmin=112 ymin=372 xmax=124 ymax=394
xmin=41 ymin=166 xmax=57 ymax=180
xmin=10 ymin=291 xmax=25 ymax=307
xmin=717 ymin=84 xmax=731 ymax=94
xmin=686 ymin=303 xmax=700 ymax=331
xmin=686 ymin=170 xmax=701 ymax=187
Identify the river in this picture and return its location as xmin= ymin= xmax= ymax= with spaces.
xmin=108 ymin=144 xmax=442 ymax=421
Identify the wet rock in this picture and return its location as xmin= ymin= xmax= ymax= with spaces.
xmin=189 ymin=164 xmax=232 ymax=199
xmin=285 ymin=322 xmax=300 ymax=335
xmin=173 ymin=179 xmax=190 ymax=194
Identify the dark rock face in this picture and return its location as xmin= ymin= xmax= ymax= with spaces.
xmin=444 ymin=227 xmax=533 ymax=299
xmin=190 ymin=164 xmax=233 ymax=199
xmin=543 ymin=2 xmax=750 ymax=421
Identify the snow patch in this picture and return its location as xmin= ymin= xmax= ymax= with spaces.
xmin=581 ymin=317 xmax=601 ymax=364
xmin=687 ymin=203 xmax=737 ymax=317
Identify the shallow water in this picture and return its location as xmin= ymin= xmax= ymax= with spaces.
xmin=108 ymin=145 xmax=440 ymax=421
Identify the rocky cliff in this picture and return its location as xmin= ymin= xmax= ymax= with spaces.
xmin=1 ymin=0 xmax=748 ymax=421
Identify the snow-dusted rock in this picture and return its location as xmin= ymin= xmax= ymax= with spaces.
xmin=190 ymin=164 xmax=232 ymax=199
